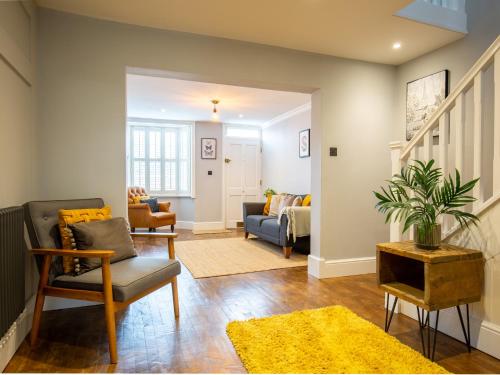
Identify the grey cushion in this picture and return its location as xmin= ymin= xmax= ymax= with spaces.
xmin=52 ymin=257 xmax=181 ymax=302
xmin=245 ymin=215 xmax=275 ymax=228
xmin=260 ymin=218 xmax=280 ymax=237
xmin=23 ymin=198 xmax=105 ymax=281
xmin=69 ymin=217 xmax=137 ymax=272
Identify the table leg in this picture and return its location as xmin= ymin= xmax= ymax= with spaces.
xmin=457 ymin=304 xmax=471 ymax=352
xmin=384 ymin=294 xmax=398 ymax=332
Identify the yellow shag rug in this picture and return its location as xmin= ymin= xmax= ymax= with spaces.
xmin=226 ymin=305 xmax=449 ymax=374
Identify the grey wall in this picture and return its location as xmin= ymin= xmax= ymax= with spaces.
xmin=37 ymin=8 xmax=395 ymax=264
xmin=194 ymin=121 xmax=223 ymax=222
xmin=0 ymin=2 xmax=38 ymax=208
xmin=394 ymin=0 xmax=500 ymax=141
xmin=262 ymin=109 xmax=311 ymax=194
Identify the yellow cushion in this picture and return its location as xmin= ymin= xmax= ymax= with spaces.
xmin=302 ymin=194 xmax=311 ymax=206
xmin=263 ymin=194 xmax=272 ymax=215
xmin=132 ymin=195 xmax=149 ymax=204
xmin=58 ymin=206 xmax=112 ymax=274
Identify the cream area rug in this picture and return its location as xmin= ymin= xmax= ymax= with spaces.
xmin=175 ymin=237 xmax=307 ymax=278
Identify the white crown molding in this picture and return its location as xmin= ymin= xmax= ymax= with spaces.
xmin=262 ymin=102 xmax=311 ymax=129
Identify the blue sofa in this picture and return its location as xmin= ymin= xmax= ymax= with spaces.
xmin=242 ymin=201 xmax=310 ymax=258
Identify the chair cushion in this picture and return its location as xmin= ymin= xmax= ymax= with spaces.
xmin=141 ymin=197 xmax=159 ymax=212
xmin=260 ymin=218 xmax=280 ymax=237
xmin=69 ymin=217 xmax=137 ymax=274
xmin=58 ymin=206 xmax=113 ymax=273
xmin=246 ymin=215 xmax=274 ymax=228
xmin=52 ymin=257 xmax=181 ymax=302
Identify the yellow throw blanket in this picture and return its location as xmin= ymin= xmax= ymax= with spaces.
xmin=277 ymin=206 xmax=311 ymax=242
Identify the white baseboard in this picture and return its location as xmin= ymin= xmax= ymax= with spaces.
xmin=400 ymin=301 xmax=500 ymax=359
xmin=175 ymin=221 xmax=194 ymax=230
xmin=0 ymin=297 xmax=34 ymax=372
xmin=192 ymin=221 xmax=225 ymax=234
xmin=308 ymin=255 xmax=376 ymax=279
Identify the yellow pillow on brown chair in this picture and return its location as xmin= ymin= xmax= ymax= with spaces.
xmin=58 ymin=206 xmax=112 ymax=274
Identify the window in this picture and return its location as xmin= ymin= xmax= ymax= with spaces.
xmin=225 ymin=125 xmax=260 ymax=138
xmin=129 ymin=122 xmax=193 ymax=195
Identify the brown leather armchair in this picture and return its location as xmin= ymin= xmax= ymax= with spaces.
xmin=128 ymin=187 xmax=176 ymax=232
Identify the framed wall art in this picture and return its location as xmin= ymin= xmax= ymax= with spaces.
xmin=406 ymin=70 xmax=449 ymax=141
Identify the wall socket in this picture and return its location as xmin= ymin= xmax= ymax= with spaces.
xmin=208 ymin=170 xmax=213 ymax=175
xmin=330 ymin=147 xmax=338 ymax=156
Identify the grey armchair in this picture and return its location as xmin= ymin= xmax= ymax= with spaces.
xmin=24 ymin=198 xmax=181 ymax=364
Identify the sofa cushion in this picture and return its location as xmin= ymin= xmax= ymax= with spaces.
xmin=52 ymin=257 xmax=181 ymax=302
xmin=246 ymin=215 xmax=274 ymax=228
xmin=260 ymin=218 xmax=280 ymax=237
xmin=69 ymin=217 xmax=137 ymax=273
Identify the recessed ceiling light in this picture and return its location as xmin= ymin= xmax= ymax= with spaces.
xmin=392 ymin=42 xmax=401 ymax=50
xmin=160 ymin=108 xmax=166 ymax=113
xmin=239 ymin=114 xmax=244 ymax=118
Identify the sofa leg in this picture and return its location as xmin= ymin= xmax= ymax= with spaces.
xmin=245 ymin=231 xmax=249 ymax=239
xmin=171 ymin=225 xmax=175 ymax=233
xmin=283 ymin=247 xmax=292 ymax=259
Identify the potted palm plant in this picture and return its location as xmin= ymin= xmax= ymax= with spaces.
xmin=374 ymin=160 xmax=479 ymax=250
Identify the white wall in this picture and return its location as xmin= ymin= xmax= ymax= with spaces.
xmin=0 ymin=2 xmax=37 ymax=208
xmin=194 ymin=121 xmax=223 ymax=222
xmin=262 ymin=108 xmax=311 ymax=195
xmin=37 ymin=8 xmax=395 ymax=277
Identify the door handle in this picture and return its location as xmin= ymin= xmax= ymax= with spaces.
xmin=225 ymin=158 xmax=231 ymax=163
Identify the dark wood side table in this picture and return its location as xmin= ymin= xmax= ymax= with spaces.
xmin=376 ymin=241 xmax=484 ymax=361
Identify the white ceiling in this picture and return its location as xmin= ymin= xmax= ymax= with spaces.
xmin=126 ymin=74 xmax=311 ymax=125
xmin=36 ymin=0 xmax=464 ymax=65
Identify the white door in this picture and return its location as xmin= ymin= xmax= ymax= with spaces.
xmin=224 ymin=137 xmax=261 ymax=228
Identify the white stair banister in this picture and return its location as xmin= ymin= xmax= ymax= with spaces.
xmin=389 ymin=141 xmax=404 ymax=242
xmin=494 ymin=49 xmax=500 ymax=192
xmin=423 ymin=131 xmax=433 ymax=161
xmin=473 ymin=71 xmax=484 ymax=210
xmin=455 ymin=92 xmax=466 ymax=176
xmin=439 ymin=112 xmax=450 ymax=178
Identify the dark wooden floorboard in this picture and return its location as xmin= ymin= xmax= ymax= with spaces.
xmin=4 ymin=229 xmax=500 ymax=373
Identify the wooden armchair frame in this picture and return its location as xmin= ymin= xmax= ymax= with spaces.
xmin=30 ymin=232 xmax=179 ymax=364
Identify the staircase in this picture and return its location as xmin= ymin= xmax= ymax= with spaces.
xmin=390 ymin=35 xmax=500 ymax=242
xmin=388 ymin=35 xmax=500 ymax=359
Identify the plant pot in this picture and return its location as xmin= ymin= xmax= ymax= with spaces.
xmin=414 ymin=224 xmax=441 ymax=250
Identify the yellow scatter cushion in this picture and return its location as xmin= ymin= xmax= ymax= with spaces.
xmin=302 ymin=194 xmax=311 ymax=206
xmin=58 ymin=206 xmax=112 ymax=274
xmin=132 ymin=195 xmax=149 ymax=204
xmin=263 ymin=195 xmax=272 ymax=215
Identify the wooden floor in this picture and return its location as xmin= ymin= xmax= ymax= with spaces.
xmin=5 ymin=229 xmax=500 ymax=373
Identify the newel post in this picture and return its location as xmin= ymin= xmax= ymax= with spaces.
xmin=389 ymin=141 xmax=404 ymax=242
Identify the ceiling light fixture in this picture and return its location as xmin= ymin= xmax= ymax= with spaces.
xmin=239 ymin=114 xmax=244 ymax=118
xmin=160 ymin=108 xmax=166 ymax=113
xmin=392 ymin=42 xmax=401 ymax=49
xmin=211 ymin=99 xmax=220 ymax=113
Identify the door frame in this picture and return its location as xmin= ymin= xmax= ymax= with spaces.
xmin=222 ymin=124 xmax=263 ymax=229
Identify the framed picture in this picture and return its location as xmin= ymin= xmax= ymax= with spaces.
xmin=299 ymin=129 xmax=310 ymax=158
xmin=406 ymin=70 xmax=449 ymax=141
xmin=201 ymin=138 xmax=217 ymax=159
